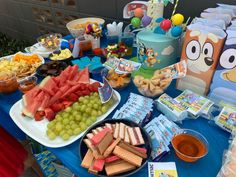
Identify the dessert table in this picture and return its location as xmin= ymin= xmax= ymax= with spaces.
xmin=0 ymin=36 xmax=231 ymax=177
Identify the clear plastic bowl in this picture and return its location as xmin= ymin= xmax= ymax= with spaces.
xmin=37 ymin=33 xmax=62 ymax=51
xmin=171 ymin=129 xmax=209 ymax=162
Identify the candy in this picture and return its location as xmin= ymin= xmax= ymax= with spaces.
xmin=160 ymin=19 xmax=172 ymax=31
xmin=171 ymin=13 xmax=184 ymax=25
xmin=131 ymin=17 xmax=141 ymax=28
xmin=171 ymin=26 xmax=183 ymax=37
xmin=154 ymin=26 xmax=166 ymax=34
xmin=141 ymin=15 xmax=152 ymax=27
xmin=134 ymin=8 xmax=144 ymax=18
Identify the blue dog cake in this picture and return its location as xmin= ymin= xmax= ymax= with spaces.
xmin=137 ymin=30 xmax=179 ymax=70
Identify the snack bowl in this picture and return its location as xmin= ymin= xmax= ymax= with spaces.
xmin=101 ymin=68 xmax=131 ymax=90
xmin=171 ymin=129 xmax=209 ymax=163
xmin=49 ymin=49 xmax=72 ymax=61
xmin=79 ymin=119 xmax=151 ymax=177
xmin=36 ymin=61 xmax=68 ymax=78
xmin=18 ymin=76 xmax=37 ymax=94
xmin=0 ymin=72 xmax=19 ymax=93
xmin=66 ymin=17 xmax=105 ymax=38
xmin=133 ymin=71 xmax=172 ymax=98
xmin=37 ymin=33 xmax=62 ymax=51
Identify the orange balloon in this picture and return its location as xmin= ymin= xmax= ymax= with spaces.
xmin=134 ymin=8 xmax=144 ymax=18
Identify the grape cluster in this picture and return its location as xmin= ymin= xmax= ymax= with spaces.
xmin=46 ymin=92 xmax=113 ymax=140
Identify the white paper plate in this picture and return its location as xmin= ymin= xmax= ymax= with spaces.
xmin=10 ymin=82 xmax=121 ymax=148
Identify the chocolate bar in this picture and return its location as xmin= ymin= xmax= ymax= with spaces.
xmin=105 ymin=160 xmax=136 ymax=176
xmin=113 ymin=146 xmax=143 ymax=167
xmin=104 ymin=137 xmax=121 ymax=157
xmin=81 ymin=149 xmax=94 ymax=168
xmin=118 ymin=142 xmax=147 ymax=158
xmin=127 ymin=127 xmax=144 ymax=146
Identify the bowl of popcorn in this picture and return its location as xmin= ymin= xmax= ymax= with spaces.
xmin=133 ymin=70 xmax=172 ymax=98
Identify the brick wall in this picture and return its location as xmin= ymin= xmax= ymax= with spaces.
xmin=0 ymin=0 xmax=235 ymax=43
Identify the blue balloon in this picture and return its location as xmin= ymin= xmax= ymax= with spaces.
xmin=154 ymin=26 xmax=166 ymax=34
xmin=171 ymin=26 xmax=183 ymax=37
xmin=156 ymin=17 xmax=165 ymax=23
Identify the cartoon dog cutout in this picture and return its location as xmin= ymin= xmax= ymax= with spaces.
xmin=145 ymin=48 xmax=158 ymax=67
xmin=138 ymin=42 xmax=147 ymax=63
xmin=209 ymin=31 xmax=236 ymax=105
xmin=177 ymin=25 xmax=226 ymax=95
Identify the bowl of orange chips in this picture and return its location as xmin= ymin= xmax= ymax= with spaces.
xmin=101 ymin=68 xmax=131 ymax=90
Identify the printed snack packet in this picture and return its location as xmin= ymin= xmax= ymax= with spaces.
xmin=215 ymin=107 xmax=236 ymax=133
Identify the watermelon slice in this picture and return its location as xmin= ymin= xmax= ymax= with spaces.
xmin=38 ymin=93 xmax=50 ymax=111
xmin=69 ymin=65 xmax=79 ymax=80
xmin=40 ymin=76 xmax=58 ymax=96
xmin=77 ymin=67 xmax=90 ymax=84
xmin=48 ymin=90 xmax=63 ymax=106
xmin=50 ymin=102 xmax=64 ymax=112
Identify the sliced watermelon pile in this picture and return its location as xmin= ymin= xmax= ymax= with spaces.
xmin=22 ymin=66 xmax=101 ymax=121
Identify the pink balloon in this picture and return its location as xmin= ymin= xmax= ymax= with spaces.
xmin=160 ymin=19 xmax=172 ymax=31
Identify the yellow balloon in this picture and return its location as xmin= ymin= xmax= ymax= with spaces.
xmin=171 ymin=13 xmax=184 ymax=25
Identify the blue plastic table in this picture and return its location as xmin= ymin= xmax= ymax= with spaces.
xmin=0 ymin=36 xmax=230 ymax=177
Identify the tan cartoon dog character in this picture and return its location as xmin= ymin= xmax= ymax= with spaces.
xmin=177 ymin=25 xmax=226 ymax=95
xmin=145 ymin=48 xmax=158 ymax=67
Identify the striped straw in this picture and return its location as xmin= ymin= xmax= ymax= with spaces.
xmin=171 ymin=0 xmax=180 ymax=17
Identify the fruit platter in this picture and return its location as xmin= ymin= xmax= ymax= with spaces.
xmin=10 ymin=65 xmax=121 ymax=147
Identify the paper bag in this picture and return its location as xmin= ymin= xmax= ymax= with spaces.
xmin=176 ymin=24 xmax=226 ymax=95
xmin=209 ymin=29 xmax=236 ymax=105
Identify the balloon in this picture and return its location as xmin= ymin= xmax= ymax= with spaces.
xmin=131 ymin=17 xmax=141 ymax=28
xmin=160 ymin=19 xmax=172 ymax=31
xmin=134 ymin=8 xmax=144 ymax=18
xmin=171 ymin=26 xmax=183 ymax=37
xmin=171 ymin=13 xmax=184 ymax=25
xmin=156 ymin=17 xmax=165 ymax=23
xmin=141 ymin=15 xmax=152 ymax=27
xmin=154 ymin=26 xmax=166 ymax=34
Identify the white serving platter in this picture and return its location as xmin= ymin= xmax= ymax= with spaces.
xmin=10 ymin=81 xmax=121 ymax=148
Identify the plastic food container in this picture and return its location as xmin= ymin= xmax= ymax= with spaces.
xmin=37 ymin=33 xmax=62 ymax=51
xmin=171 ymin=129 xmax=209 ymax=162
xmin=0 ymin=72 xmax=19 ymax=93
xmin=18 ymin=76 xmax=37 ymax=94
xmin=101 ymin=68 xmax=131 ymax=90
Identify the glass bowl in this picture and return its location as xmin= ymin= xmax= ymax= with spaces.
xmin=171 ymin=129 xmax=209 ymax=162
xmin=101 ymin=68 xmax=131 ymax=90
xmin=132 ymin=75 xmax=172 ymax=98
xmin=0 ymin=72 xmax=19 ymax=93
xmin=37 ymin=33 xmax=62 ymax=51
xmin=18 ymin=76 xmax=38 ymax=94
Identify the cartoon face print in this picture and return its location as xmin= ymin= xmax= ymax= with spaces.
xmin=220 ymin=48 xmax=236 ymax=83
xmin=183 ymin=30 xmax=221 ymax=74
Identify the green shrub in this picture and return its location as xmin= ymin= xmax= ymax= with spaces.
xmin=0 ymin=33 xmax=30 ymax=57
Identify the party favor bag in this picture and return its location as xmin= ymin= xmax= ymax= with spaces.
xmin=200 ymin=12 xmax=232 ymax=26
xmin=176 ymin=24 xmax=226 ymax=95
xmin=192 ymin=17 xmax=226 ymax=29
xmin=209 ymin=29 xmax=236 ymax=105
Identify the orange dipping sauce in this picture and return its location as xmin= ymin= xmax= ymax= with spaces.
xmin=18 ymin=76 xmax=37 ymax=94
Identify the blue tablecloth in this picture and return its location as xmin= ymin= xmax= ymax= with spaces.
xmin=0 ymin=36 xmax=230 ymax=177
